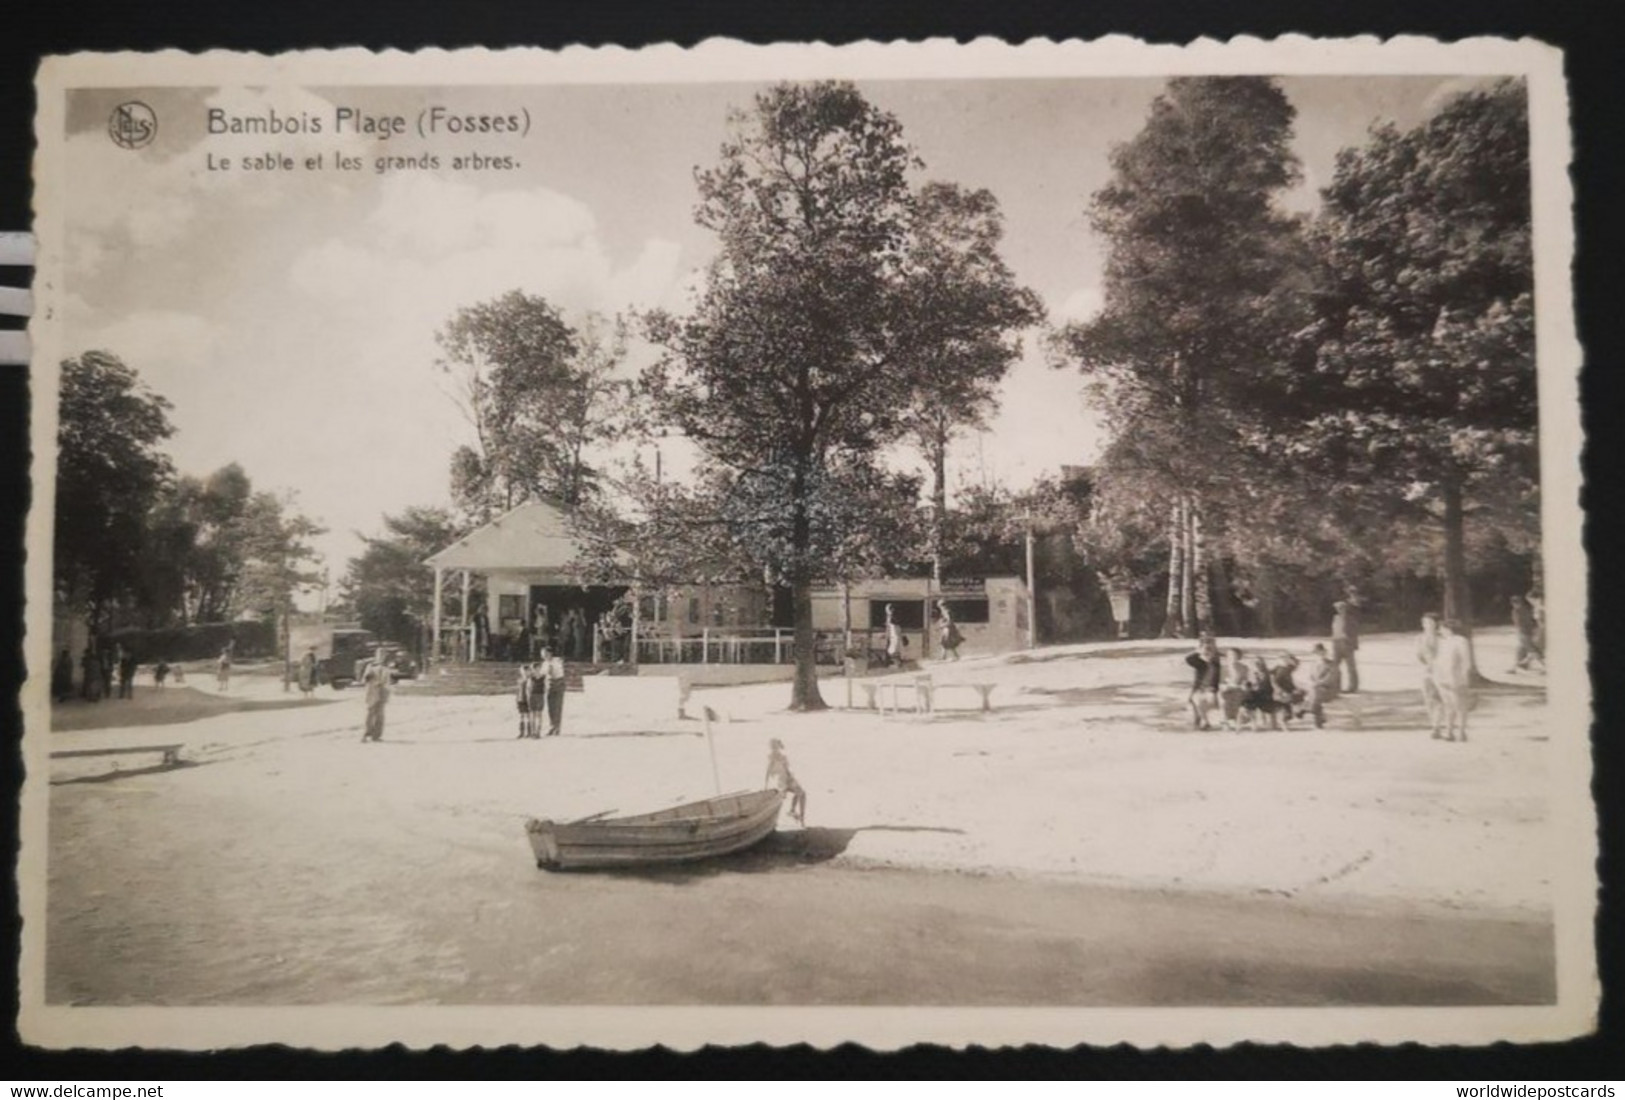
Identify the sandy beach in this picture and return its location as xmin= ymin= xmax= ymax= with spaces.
xmin=43 ymin=629 xmax=1557 ymax=1006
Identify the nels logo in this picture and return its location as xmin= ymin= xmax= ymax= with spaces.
xmin=108 ymin=101 xmax=157 ymax=150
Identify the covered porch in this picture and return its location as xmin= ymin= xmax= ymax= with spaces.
xmin=423 ymin=500 xmax=633 ymax=666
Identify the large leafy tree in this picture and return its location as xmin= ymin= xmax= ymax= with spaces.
xmin=55 ymin=351 xmax=176 ymax=633
xmin=1055 ymin=76 xmax=1309 ymax=637
xmin=644 ymin=82 xmax=923 ymax=711
xmin=438 ymin=293 xmax=630 ymax=520
xmin=895 ymin=182 xmax=1042 ymax=589
xmin=342 ymin=506 xmax=466 ymax=649
xmin=1293 ymin=80 xmax=1536 ymax=655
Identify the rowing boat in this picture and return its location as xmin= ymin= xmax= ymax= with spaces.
xmin=525 ymin=788 xmax=785 ymax=870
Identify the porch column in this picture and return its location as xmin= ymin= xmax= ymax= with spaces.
xmin=431 ymin=566 xmax=443 ymax=663
xmin=630 ymin=584 xmax=641 ymax=667
xmin=460 ymin=569 xmax=472 ymax=663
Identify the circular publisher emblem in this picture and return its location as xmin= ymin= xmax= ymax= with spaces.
xmin=108 ymin=101 xmax=157 ymax=149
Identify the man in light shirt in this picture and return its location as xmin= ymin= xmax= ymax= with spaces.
xmin=1432 ymin=618 xmax=1474 ymax=743
xmin=540 ymin=645 xmax=567 ymax=737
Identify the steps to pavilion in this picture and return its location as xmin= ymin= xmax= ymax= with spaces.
xmin=398 ymin=661 xmax=635 ymax=696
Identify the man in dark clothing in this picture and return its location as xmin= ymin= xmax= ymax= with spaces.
xmin=80 ymin=645 xmax=100 ymax=702
xmin=52 ymin=648 xmax=74 ymax=702
xmin=117 ymin=652 xmax=138 ymax=699
xmin=1331 ymin=599 xmax=1360 ymax=693
xmin=1510 ymin=594 xmax=1544 ymax=672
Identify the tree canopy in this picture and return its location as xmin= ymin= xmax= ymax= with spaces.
xmin=342 ymin=506 xmax=466 ymax=645
xmin=1055 ymin=76 xmax=1311 ymax=637
xmin=644 ymin=82 xmax=927 ymax=710
xmin=438 ymin=292 xmax=631 ymax=519
xmin=1289 ymin=78 xmax=1536 ymax=639
xmin=55 ymin=351 xmax=176 ymax=632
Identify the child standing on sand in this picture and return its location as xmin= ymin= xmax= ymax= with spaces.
xmin=765 ymin=738 xmax=806 ymax=826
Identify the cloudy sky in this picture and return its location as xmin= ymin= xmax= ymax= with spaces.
xmin=58 ymin=74 xmax=1473 ymax=579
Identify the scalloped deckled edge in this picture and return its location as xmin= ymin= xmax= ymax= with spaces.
xmin=19 ymin=35 xmax=1588 ymax=1054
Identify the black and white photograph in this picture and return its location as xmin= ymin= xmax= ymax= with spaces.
xmin=17 ymin=38 xmax=1592 ymax=1050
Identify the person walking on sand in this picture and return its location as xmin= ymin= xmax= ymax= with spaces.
xmin=297 ymin=646 xmax=319 ymax=699
xmin=117 ymin=650 xmax=137 ymax=699
xmin=52 ymin=647 xmax=74 ymax=703
xmin=154 ymin=659 xmax=170 ymax=689
xmin=1433 ymin=618 xmax=1474 ymax=742
xmin=80 ymin=644 xmax=100 ymax=702
xmin=1184 ymin=635 xmax=1221 ymax=730
xmin=1417 ymin=612 xmax=1444 ymax=736
xmin=937 ymin=601 xmax=964 ymax=662
xmin=360 ymin=649 xmax=390 ymax=742
xmin=1331 ymin=598 xmax=1360 ymax=693
xmin=540 ymin=645 xmax=567 ymax=737
xmin=1509 ymin=594 xmax=1544 ymax=673
xmin=100 ymin=644 xmax=116 ymax=701
xmin=215 ymin=646 xmax=232 ymax=693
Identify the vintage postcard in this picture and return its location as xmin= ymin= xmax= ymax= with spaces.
xmin=19 ymin=38 xmax=1592 ymax=1050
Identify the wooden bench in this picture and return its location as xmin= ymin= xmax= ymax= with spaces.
xmin=859 ymin=676 xmax=934 ymax=716
xmin=51 ymin=743 xmax=184 ymax=766
xmin=859 ymin=679 xmax=996 ymax=715
xmin=935 ymin=682 xmax=997 ymax=712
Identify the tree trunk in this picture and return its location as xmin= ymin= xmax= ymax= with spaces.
xmin=1440 ymin=473 xmax=1481 ymax=677
xmin=929 ymin=420 xmax=948 ymax=592
xmin=1192 ymin=499 xmax=1212 ymax=635
xmin=1162 ymin=497 xmax=1184 ymax=638
xmin=1180 ymin=495 xmax=1196 ymax=638
xmin=788 ymin=459 xmax=826 ymax=712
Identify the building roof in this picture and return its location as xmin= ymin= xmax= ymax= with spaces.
xmin=423 ymin=499 xmax=586 ymax=573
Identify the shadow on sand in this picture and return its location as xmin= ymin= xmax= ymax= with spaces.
xmin=1006 ymin=645 xmax=1185 ymax=666
xmin=51 ymin=686 xmax=339 ymax=732
xmin=573 ymin=823 xmax=967 ymax=883
xmin=50 ymin=759 xmax=202 ymax=786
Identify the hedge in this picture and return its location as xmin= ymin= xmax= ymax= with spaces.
xmin=104 ymin=620 xmax=278 ymax=663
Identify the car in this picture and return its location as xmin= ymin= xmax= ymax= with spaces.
xmin=351 ymin=642 xmax=418 ymax=685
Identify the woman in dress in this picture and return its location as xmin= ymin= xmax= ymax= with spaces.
xmin=937 ymin=601 xmax=963 ymax=662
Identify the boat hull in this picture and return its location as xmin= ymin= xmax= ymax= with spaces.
xmin=526 ymin=789 xmax=784 ymax=870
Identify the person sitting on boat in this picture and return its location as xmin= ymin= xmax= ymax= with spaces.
xmin=765 ymin=738 xmax=806 ymax=826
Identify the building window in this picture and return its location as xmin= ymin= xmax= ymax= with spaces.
xmin=688 ymin=596 xmax=701 ymax=624
xmin=498 ymin=595 xmax=521 ymax=622
xmin=870 ymin=600 xmax=926 ymax=630
xmin=943 ymin=598 xmax=990 ymax=624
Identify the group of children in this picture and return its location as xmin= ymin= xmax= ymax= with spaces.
xmin=1185 ymin=638 xmax=1336 ymax=732
xmin=514 ymin=649 xmax=568 ymax=739
xmin=1184 ymin=612 xmax=1479 ymax=740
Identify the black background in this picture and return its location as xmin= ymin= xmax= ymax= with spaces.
xmin=1 ymin=0 xmax=1618 ymax=1081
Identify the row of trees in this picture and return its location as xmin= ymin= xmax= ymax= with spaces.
xmin=1057 ymin=77 xmax=1537 ymax=651
xmin=55 ymin=351 xmax=324 ymax=642
xmin=340 ymin=76 xmax=1537 ymax=707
